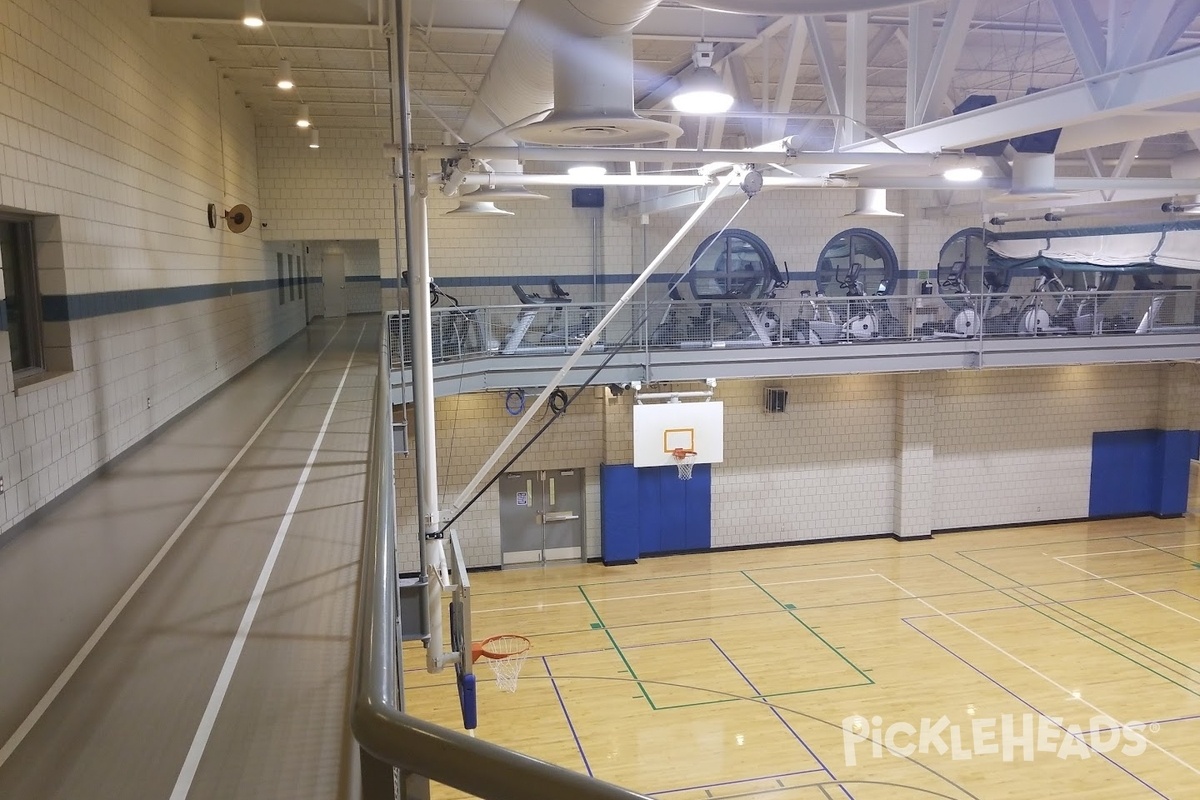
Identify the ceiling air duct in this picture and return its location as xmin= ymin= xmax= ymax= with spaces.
xmin=514 ymin=31 xmax=680 ymax=145
xmin=844 ymin=188 xmax=903 ymax=218
xmin=994 ymin=152 xmax=1074 ymax=202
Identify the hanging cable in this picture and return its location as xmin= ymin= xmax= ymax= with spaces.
xmin=437 ymin=192 xmax=754 ymax=534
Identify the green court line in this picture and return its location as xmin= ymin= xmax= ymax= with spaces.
xmin=952 ymin=531 xmax=1161 ymax=554
xmin=927 ymin=553 xmax=1002 ymax=591
xmin=984 ymin=585 xmax=1200 ymax=701
xmin=1010 ymin=584 xmax=1200 ymax=687
xmin=471 ymin=552 xmax=944 ymax=599
xmin=740 ymin=571 xmax=874 ymax=685
xmin=1124 ymin=535 xmax=1199 ymax=564
xmin=578 ymin=585 xmax=653 ymax=705
xmin=640 ymin=680 xmax=877 ymax=711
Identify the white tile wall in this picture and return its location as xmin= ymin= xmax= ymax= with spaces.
xmin=931 ymin=364 xmax=1162 ymax=529
xmin=0 ymin=0 xmax=305 ymax=535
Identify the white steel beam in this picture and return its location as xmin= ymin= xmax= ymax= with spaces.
xmin=766 ymin=17 xmax=808 ymax=142
xmin=1109 ymin=0 xmax=1200 ymax=69
xmin=806 ymin=16 xmax=844 ymax=116
xmin=905 ymin=4 xmax=934 ymax=127
xmin=840 ymin=46 xmax=1200 ymax=155
xmin=915 ymin=0 xmax=978 ymax=125
xmin=1050 ymin=0 xmax=1107 ymax=78
xmin=841 ymin=12 xmax=868 ymax=149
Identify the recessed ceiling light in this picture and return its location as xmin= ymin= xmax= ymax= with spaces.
xmin=276 ymin=59 xmax=294 ymax=90
xmin=243 ymin=0 xmax=264 ymax=28
xmin=568 ymin=165 xmax=607 ymax=178
xmin=944 ymin=166 xmax=984 ymax=182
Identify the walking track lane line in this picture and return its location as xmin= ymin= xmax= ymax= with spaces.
xmin=873 ymin=570 xmax=1200 ymax=778
xmin=169 ymin=323 xmax=367 ymax=800
xmin=0 ymin=321 xmax=347 ymax=771
xmin=1052 ymin=555 xmax=1200 ymax=625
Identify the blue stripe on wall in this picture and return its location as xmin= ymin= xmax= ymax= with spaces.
xmin=41 ymin=276 xmax=321 ymax=322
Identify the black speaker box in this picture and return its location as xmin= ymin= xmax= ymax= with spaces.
xmin=572 ymin=188 xmax=605 ymax=208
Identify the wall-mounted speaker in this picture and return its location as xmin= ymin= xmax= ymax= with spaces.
xmin=572 ymin=188 xmax=604 ymax=208
xmin=764 ymin=387 xmax=788 ymax=413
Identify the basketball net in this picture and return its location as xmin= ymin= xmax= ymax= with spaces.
xmin=672 ymin=448 xmax=697 ymax=480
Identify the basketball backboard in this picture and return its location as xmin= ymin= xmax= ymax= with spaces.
xmin=632 ymin=401 xmax=724 ymax=467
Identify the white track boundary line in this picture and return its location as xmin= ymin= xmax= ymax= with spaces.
xmin=0 ymin=322 xmax=346 ymax=770
xmin=1053 ymin=556 xmax=1200 ymax=625
xmin=875 ymin=570 xmax=1200 ymax=777
xmin=168 ymin=324 xmax=365 ymax=800
xmin=1054 ymin=547 xmax=1159 ymax=559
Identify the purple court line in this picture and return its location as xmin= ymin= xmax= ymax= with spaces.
xmin=542 ymin=656 xmax=594 ymax=778
xmin=706 ymin=638 xmax=851 ymax=800
xmin=898 ymin=589 xmax=1146 ymax=621
xmin=1084 ymin=712 xmax=1200 ymax=735
xmin=902 ymin=617 xmax=1169 ymax=799
xmin=649 ymin=768 xmax=827 ymax=797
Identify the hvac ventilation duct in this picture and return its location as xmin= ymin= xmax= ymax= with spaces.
xmin=844 ymin=188 xmax=903 ymax=217
xmin=515 ymin=32 xmax=681 ymax=145
xmin=994 ymin=152 xmax=1074 ymax=202
xmin=459 ymin=0 xmax=679 ymax=148
xmin=688 ymin=1 xmax=920 ymax=13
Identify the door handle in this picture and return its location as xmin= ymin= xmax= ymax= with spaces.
xmin=542 ymin=511 xmax=578 ymax=522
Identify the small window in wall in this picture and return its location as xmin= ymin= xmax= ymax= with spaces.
xmin=299 ymin=255 xmax=305 ymax=299
xmin=938 ymin=227 xmax=998 ymax=293
xmin=277 ymin=252 xmax=286 ymax=305
xmin=1 ymin=217 xmax=44 ymax=376
xmin=288 ymin=254 xmax=296 ymax=301
xmin=815 ymin=228 xmax=898 ymax=297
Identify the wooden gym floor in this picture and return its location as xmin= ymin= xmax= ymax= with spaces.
xmin=403 ymin=517 xmax=1200 ymax=800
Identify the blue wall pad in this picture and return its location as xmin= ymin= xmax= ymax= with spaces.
xmin=1090 ymin=429 xmax=1194 ymax=517
xmin=600 ymin=463 xmax=711 ymax=563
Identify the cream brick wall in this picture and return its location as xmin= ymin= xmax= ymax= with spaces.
xmin=709 ymin=374 xmax=897 ymax=546
xmin=0 ymin=0 xmax=305 ymax=535
xmin=931 ymin=364 xmax=1163 ymax=529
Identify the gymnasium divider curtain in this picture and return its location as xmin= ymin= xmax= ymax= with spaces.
xmin=988 ymin=229 xmax=1200 ymax=271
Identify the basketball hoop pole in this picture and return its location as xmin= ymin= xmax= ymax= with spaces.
xmin=450 ymin=165 xmax=749 ymax=512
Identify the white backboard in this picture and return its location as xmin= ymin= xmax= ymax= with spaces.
xmin=632 ymin=401 xmax=724 ymax=467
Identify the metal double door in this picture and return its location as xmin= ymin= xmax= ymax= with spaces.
xmin=498 ymin=469 xmax=584 ymax=565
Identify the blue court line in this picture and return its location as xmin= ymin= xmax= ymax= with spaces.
xmin=543 ymin=656 xmax=594 ymax=778
xmin=902 ymin=617 xmax=1170 ymax=799
xmin=1083 ymin=711 xmax=1200 ymax=735
xmin=706 ymin=638 xmax=849 ymax=800
xmin=649 ymin=767 xmax=827 ymax=797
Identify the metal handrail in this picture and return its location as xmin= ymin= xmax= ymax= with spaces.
xmin=351 ymin=333 xmax=651 ymax=800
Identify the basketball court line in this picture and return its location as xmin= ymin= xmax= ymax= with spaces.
xmin=649 ymin=768 xmax=828 ymax=798
xmin=877 ymin=571 xmax=1200 ymax=779
xmin=1052 ymin=556 xmax=1200 ymax=625
xmin=0 ymin=322 xmax=346 ymax=771
xmin=999 ymin=586 xmax=1200 ymax=696
xmin=901 ymin=619 xmax=1171 ymax=800
xmin=169 ymin=323 xmax=366 ymax=800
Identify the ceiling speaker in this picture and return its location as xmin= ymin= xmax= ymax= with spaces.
xmin=224 ymin=204 xmax=253 ymax=233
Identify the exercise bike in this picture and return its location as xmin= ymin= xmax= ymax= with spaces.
xmin=502 ymin=279 xmax=601 ymax=354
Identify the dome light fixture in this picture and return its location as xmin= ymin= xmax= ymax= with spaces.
xmin=671 ymin=42 xmax=734 ymax=115
xmin=567 ymin=164 xmax=607 ymax=178
xmin=296 ymin=104 xmax=311 ymax=128
xmin=944 ymin=166 xmax=983 ymax=182
xmin=243 ymin=0 xmax=264 ymax=28
xmin=276 ymin=59 xmax=294 ymax=90
xmin=446 ymin=201 xmax=514 ymax=217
